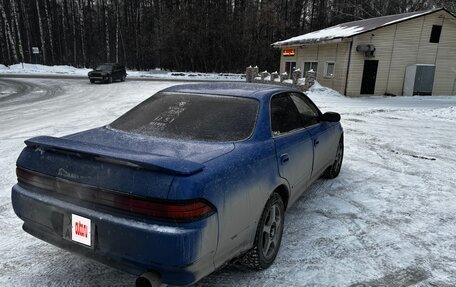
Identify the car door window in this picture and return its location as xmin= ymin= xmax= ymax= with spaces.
xmin=271 ymin=94 xmax=303 ymax=136
xmin=290 ymin=93 xmax=320 ymax=127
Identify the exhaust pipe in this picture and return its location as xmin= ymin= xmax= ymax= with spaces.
xmin=135 ymin=271 xmax=163 ymax=287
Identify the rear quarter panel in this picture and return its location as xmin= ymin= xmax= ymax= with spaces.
xmin=168 ymin=140 xmax=287 ymax=269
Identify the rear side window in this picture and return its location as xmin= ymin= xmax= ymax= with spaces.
xmin=110 ymin=93 xmax=259 ymax=142
xmin=96 ymin=64 xmax=113 ymax=71
xmin=270 ymin=94 xmax=303 ymax=136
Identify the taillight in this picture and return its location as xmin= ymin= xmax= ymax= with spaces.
xmin=112 ymin=197 xmax=214 ymax=221
xmin=16 ymin=167 xmax=215 ymax=222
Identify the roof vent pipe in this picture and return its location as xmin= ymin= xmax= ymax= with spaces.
xmin=356 ymin=44 xmax=376 ymax=57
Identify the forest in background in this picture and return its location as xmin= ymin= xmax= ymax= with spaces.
xmin=1 ymin=0 xmax=455 ymax=73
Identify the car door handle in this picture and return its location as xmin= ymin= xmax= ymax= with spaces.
xmin=314 ymin=139 xmax=320 ymax=146
xmin=280 ymin=154 xmax=289 ymax=164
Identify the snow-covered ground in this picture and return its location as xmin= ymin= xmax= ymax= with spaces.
xmin=0 ymin=78 xmax=455 ymax=286
xmin=0 ymin=63 xmax=244 ymax=81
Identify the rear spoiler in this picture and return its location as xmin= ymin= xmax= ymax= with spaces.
xmin=24 ymin=136 xmax=204 ymax=176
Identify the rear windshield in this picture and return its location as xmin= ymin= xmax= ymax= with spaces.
xmin=96 ymin=64 xmax=112 ymax=71
xmin=109 ymin=93 xmax=259 ymax=142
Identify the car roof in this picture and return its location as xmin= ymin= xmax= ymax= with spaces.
xmin=98 ymin=63 xmax=123 ymax=66
xmin=161 ymin=82 xmax=301 ymax=99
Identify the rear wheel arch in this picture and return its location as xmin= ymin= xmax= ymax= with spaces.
xmin=238 ymin=191 xmax=285 ymax=270
xmin=273 ymin=184 xmax=289 ymax=211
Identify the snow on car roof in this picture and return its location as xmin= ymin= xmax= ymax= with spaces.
xmin=161 ymin=82 xmax=298 ymax=98
xmin=272 ymin=8 xmax=447 ymax=47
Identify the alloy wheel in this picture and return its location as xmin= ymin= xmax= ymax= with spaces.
xmin=261 ymin=203 xmax=282 ymax=260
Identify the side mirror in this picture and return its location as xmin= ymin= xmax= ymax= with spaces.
xmin=320 ymin=112 xmax=341 ymax=122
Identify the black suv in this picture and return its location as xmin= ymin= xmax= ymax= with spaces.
xmin=88 ymin=63 xmax=127 ymax=83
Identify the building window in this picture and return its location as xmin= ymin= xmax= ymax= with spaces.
xmin=324 ymin=62 xmax=335 ymax=78
xmin=285 ymin=61 xmax=296 ymax=78
xmin=430 ymin=25 xmax=442 ymax=43
xmin=303 ymin=61 xmax=318 ymax=75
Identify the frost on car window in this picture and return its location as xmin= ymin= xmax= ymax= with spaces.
xmin=110 ymin=93 xmax=259 ymax=142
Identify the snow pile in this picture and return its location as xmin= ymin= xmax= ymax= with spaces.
xmin=297 ymin=78 xmax=306 ymax=85
xmin=4 ymin=63 xmax=91 ymax=75
xmin=127 ymin=70 xmax=244 ymax=81
xmin=308 ymin=80 xmax=344 ymax=97
xmin=0 ymin=63 xmax=244 ymax=81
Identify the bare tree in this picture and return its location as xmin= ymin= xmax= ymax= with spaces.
xmin=61 ymin=0 xmax=68 ymax=63
xmin=0 ymin=8 xmax=8 ymax=63
xmin=9 ymin=0 xmax=24 ymax=63
xmin=19 ymin=0 xmax=32 ymax=62
xmin=35 ymin=0 xmax=46 ymax=64
xmin=0 ymin=0 xmax=18 ymax=62
xmin=104 ymin=0 xmax=110 ymax=62
xmin=115 ymin=0 xmax=119 ymax=63
xmin=77 ymin=0 xmax=86 ymax=66
xmin=71 ymin=0 xmax=76 ymax=64
xmin=43 ymin=0 xmax=55 ymax=64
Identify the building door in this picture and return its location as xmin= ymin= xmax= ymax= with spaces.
xmin=360 ymin=60 xmax=379 ymax=94
xmin=285 ymin=61 xmax=296 ymax=78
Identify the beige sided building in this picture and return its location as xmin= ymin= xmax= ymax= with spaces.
xmin=272 ymin=8 xmax=456 ymax=97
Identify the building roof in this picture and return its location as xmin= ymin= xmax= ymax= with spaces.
xmin=272 ymin=8 xmax=452 ymax=47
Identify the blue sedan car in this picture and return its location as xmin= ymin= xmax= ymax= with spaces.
xmin=12 ymin=83 xmax=343 ymax=287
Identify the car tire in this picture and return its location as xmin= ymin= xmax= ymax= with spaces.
xmin=108 ymin=76 xmax=113 ymax=84
xmin=121 ymin=75 xmax=126 ymax=82
xmin=238 ymin=192 xmax=284 ymax=270
xmin=321 ymin=136 xmax=344 ymax=179
xmin=90 ymin=79 xmax=95 ymax=84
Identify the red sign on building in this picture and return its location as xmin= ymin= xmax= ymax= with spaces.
xmin=282 ymin=49 xmax=296 ymax=56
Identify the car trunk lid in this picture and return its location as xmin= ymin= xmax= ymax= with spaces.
xmin=25 ymin=136 xmax=205 ymax=175
xmin=16 ymin=129 xmax=234 ymax=200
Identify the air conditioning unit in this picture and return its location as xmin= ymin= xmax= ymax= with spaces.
xmin=356 ymin=44 xmax=376 ymax=57
xmin=403 ymin=64 xmax=436 ymax=96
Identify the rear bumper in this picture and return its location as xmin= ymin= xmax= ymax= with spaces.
xmin=11 ymin=184 xmax=218 ymax=286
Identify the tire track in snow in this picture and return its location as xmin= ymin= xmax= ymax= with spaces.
xmin=0 ymin=78 xmax=61 ymax=108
